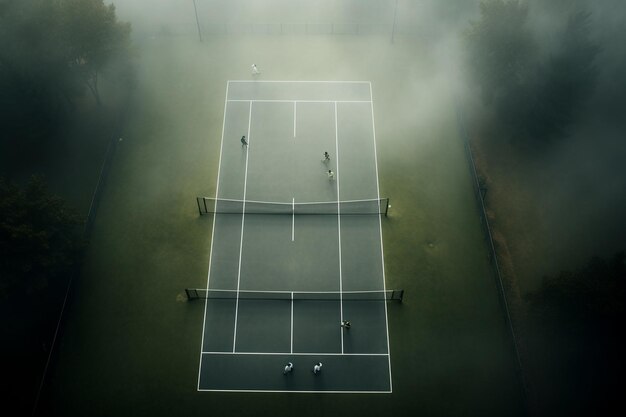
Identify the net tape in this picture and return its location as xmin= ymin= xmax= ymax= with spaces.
xmin=185 ymin=288 xmax=403 ymax=301
xmin=197 ymin=197 xmax=389 ymax=215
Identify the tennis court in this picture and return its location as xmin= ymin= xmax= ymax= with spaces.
xmin=197 ymin=81 xmax=393 ymax=393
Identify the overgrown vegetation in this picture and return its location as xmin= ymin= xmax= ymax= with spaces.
xmin=0 ymin=176 xmax=84 ymax=298
xmin=0 ymin=0 xmax=131 ymax=143
xmin=465 ymin=0 xmax=600 ymax=143
xmin=526 ymin=252 xmax=625 ymax=415
xmin=464 ymin=2 xmax=625 ymax=416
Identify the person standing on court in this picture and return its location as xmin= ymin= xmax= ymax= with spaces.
xmin=284 ymin=362 xmax=294 ymax=374
xmin=341 ymin=320 xmax=351 ymax=329
xmin=313 ymin=362 xmax=323 ymax=375
xmin=323 ymin=151 xmax=330 ymax=162
xmin=251 ymin=63 xmax=260 ymax=76
xmin=327 ymin=169 xmax=335 ymax=180
xmin=241 ymin=135 xmax=248 ymax=146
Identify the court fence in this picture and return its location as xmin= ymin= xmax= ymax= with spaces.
xmin=185 ymin=288 xmax=404 ymax=302
xmin=455 ymin=101 xmax=530 ymax=412
xmin=196 ymin=197 xmax=390 ymax=216
xmin=33 ymin=87 xmax=132 ymax=415
xmin=199 ymin=23 xmax=435 ymax=37
xmin=84 ymin=137 xmax=118 ymax=235
xmin=143 ymin=22 xmax=440 ymax=41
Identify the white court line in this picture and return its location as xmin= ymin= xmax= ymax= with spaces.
xmin=334 ymin=101 xmax=345 ymax=355
xmin=228 ymin=80 xmax=370 ymax=84
xmin=370 ymin=82 xmax=394 ymax=392
xmin=198 ymin=389 xmax=391 ymax=394
xmin=293 ymin=101 xmax=297 ymax=137
xmin=292 ymin=100 xmax=296 ymax=241
xmin=197 ymin=81 xmax=230 ymax=391
xmin=203 ymin=351 xmax=388 ymax=356
xmin=199 ymin=82 xmax=391 ymax=392
xmin=290 ymin=292 xmax=294 ymax=354
xmin=232 ymin=100 xmax=253 ymax=353
xmin=228 ymin=99 xmax=371 ymax=103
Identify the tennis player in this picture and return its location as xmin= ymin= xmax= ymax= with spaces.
xmin=327 ymin=169 xmax=335 ymax=180
xmin=284 ymin=362 xmax=294 ymax=374
xmin=313 ymin=362 xmax=323 ymax=374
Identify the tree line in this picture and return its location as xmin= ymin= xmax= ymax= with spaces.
xmin=0 ymin=0 xmax=131 ymax=143
xmin=464 ymin=0 xmax=601 ymax=144
xmin=0 ymin=176 xmax=83 ymax=298
xmin=0 ymin=0 xmax=131 ymax=297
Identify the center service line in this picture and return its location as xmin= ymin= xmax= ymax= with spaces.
xmin=334 ymin=101 xmax=345 ymax=355
xmin=290 ymin=291 xmax=294 ymax=354
xmin=292 ymin=198 xmax=295 ymax=241
xmin=232 ymin=100 xmax=253 ymax=352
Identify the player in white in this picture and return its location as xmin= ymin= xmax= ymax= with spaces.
xmin=283 ymin=362 xmax=294 ymax=374
xmin=313 ymin=362 xmax=323 ymax=374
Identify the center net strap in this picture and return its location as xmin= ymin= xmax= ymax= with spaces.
xmin=197 ymin=197 xmax=389 ymax=215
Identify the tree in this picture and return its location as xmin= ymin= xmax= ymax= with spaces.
xmin=0 ymin=176 xmax=84 ymax=298
xmin=464 ymin=2 xmax=600 ymax=144
xmin=464 ymin=0 xmax=535 ymax=106
xmin=526 ymin=252 xmax=625 ymax=416
xmin=529 ymin=252 xmax=625 ymax=322
xmin=526 ymin=11 xmax=600 ymax=140
xmin=60 ymin=0 xmax=131 ymax=106
xmin=0 ymin=0 xmax=131 ymax=144
xmin=0 ymin=0 xmax=76 ymax=141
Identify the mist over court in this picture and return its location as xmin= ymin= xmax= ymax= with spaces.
xmin=1 ymin=1 xmax=625 ymax=416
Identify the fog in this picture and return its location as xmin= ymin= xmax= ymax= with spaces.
xmin=461 ymin=0 xmax=626 ymax=288
xmin=104 ymin=0 xmax=626 ymax=287
xmin=2 ymin=1 xmax=625 ymax=416
xmin=112 ymin=2 xmax=625 ymax=416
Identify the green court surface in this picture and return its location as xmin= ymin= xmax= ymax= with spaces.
xmin=199 ymin=81 xmax=390 ymax=392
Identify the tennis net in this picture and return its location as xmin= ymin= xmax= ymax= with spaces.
xmin=196 ymin=197 xmax=390 ymax=216
xmin=185 ymin=288 xmax=403 ymax=302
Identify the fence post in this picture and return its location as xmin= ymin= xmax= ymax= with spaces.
xmin=192 ymin=0 xmax=202 ymax=42
xmin=391 ymin=0 xmax=399 ymax=43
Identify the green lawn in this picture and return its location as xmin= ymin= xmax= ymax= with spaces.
xmin=38 ymin=33 xmax=524 ymax=416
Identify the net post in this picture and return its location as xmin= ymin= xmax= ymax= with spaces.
xmin=390 ymin=289 xmax=403 ymax=302
xmin=196 ymin=197 xmax=202 ymax=215
xmin=384 ymin=198 xmax=390 ymax=217
xmin=185 ymin=288 xmax=193 ymax=300
xmin=203 ymin=197 xmax=208 ymax=214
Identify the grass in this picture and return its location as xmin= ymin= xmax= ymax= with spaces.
xmin=37 ymin=33 xmax=525 ymax=417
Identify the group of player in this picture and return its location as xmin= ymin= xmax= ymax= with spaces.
xmin=282 ymin=320 xmax=350 ymax=376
